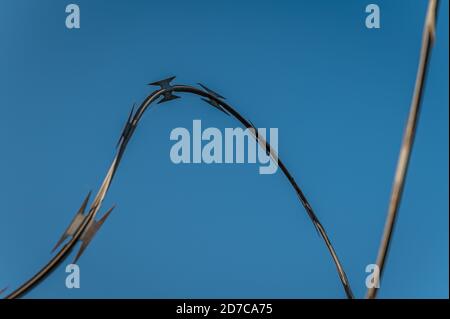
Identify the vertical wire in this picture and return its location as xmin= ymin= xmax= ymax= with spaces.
xmin=366 ymin=0 xmax=439 ymax=299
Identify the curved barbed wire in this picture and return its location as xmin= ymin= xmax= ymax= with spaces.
xmin=3 ymin=79 xmax=354 ymax=299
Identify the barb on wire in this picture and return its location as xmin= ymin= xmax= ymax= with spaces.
xmin=116 ymin=103 xmax=136 ymax=149
xmin=74 ymin=205 xmax=115 ymax=263
xmin=366 ymin=0 xmax=439 ymax=299
xmin=149 ymin=76 xmax=180 ymax=104
xmin=51 ymin=191 xmax=92 ymax=253
xmin=198 ymin=83 xmax=230 ymax=116
xmin=0 ymin=287 xmax=7 ymax=295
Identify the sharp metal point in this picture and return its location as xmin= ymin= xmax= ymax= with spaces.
xmin=73 ymin=205 xmax=115 ymax=263
xmin=128 ymin=103 xmax=136 ymax=123
xmin=198 ymin=83 xmax=229 ymax=115
xmin=0 ymin=286 xmax=8 ymax=295
xmin=51 ymin=191 xmax=92 ymax=253
xmin=157 ymin=93 xmax=181 ymax=104
xmin=116 ymin=103 xmax=136 ymax=149
xmin=149 ymin=76 xmax=177 ymax=89
xmin=149 ymin=76 xmax=180 ymax=104
xmin=198 ymin=83 xmax=226 ymax=100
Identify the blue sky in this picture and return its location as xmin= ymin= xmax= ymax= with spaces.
xmin=0 ymin=0 xmax=448 ymax=298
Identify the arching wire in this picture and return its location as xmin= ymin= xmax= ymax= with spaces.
xmin=4 ymin=81 xmax=353 ymax=299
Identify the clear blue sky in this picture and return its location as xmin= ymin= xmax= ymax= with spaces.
xmin=0 ymin=0 xmax=448 ymax=298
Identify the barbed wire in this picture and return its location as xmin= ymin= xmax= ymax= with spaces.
xmin=2 ymin=80 xmax=353 ymax=299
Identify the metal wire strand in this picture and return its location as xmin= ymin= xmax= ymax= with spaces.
xmin=366 ymin=0 xmax=439 ymax=299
